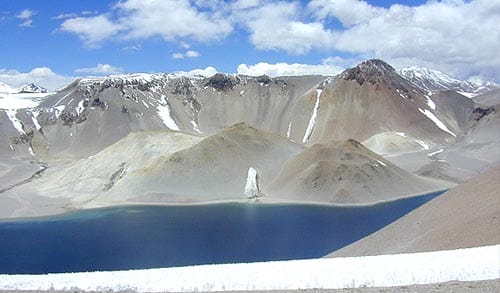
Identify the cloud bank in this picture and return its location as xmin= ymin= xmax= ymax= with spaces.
xmin=57 ymin=0 xmax=500 ymax=81
xmin=75 ymin=64 xmax=124 ymax=75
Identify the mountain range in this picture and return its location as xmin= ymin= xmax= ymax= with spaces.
xmin=0 ymin=59 xmax=498 ymax=218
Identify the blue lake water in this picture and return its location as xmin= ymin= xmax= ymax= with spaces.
xmin=0 ymin=191 xmax=444 ymax=274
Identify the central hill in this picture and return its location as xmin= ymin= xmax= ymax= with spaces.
xmin=266 ymin=139 xmax=449 ymax=204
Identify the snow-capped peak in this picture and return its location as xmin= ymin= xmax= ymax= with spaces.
xmin=0 ymin=81 xmax=17 ymax=94
xmin=18 ymin=83 xmax=49 ymax=94
xmin=399 ymin=66 xmax=500 ymax=98
xmin=399 ymin=66 xmax=476 ymax=94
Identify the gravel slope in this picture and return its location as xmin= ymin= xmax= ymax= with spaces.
xmin=328 ymin=164 xmax=500 ymax=257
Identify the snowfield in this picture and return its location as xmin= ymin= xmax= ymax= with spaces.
xmin=0 ymin=245 xmax=498 ymax=292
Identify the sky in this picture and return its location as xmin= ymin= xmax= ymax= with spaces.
xmin=0 ymin=0 xmax=499 ymax=90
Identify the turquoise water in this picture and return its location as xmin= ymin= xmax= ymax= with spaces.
xmin=0 ymin=191 xmax=443 ymax=274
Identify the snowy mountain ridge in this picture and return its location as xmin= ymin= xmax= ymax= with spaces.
xmin=0 ymin=81 xmax=50 ymax=94
xmin=399 ymin=66 xmax=498 ymax=97
xmin=18 ymin=83 xmax=49 ymax=93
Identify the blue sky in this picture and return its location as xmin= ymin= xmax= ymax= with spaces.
xmin=1 ymin=0 xmax=499 ymax=89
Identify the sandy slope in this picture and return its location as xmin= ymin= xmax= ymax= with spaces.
xmin=328 ymin=164 xmax=500 ymax=257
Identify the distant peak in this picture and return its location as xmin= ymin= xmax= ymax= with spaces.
xmin=398 ymin=66 xmax=478 ymax=94
xmin=341 ymin=59 xmax=396 ymax=85
xmin=18 ymin=83 xmax=49 ymax=93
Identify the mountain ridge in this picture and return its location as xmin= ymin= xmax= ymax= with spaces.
xmin=0 ymin=59 xmax=498 ymax=218
xmin=399 ymin=66 xmax=498 ymax=97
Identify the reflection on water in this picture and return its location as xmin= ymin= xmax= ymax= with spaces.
xmin=0 ymin=191 xmax=444 ymax=274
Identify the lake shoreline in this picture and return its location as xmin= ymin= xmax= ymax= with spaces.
xmin=0 ymin=193 xmax=443 ymax=274
xmin=0 ymin=188 xmax=448 ymax=222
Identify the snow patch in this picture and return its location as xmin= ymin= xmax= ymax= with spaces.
xmin=376 ymin=160 xmax=387 ymax=167
xmin=0 ymin=245 xmax=498 ymax=292
xmin=419 ymin=108 xmax=456 ymax=137
xmin=415 ymin=139 xmax=430 ymax=150
xmin=157 ymin=97 xmax=179 ymax=131
xmin=427 ymin=149 xmax=444 ymax=157
xmin=6 ymin=109 xmax=24 ymax=134
xmin=239 ymin=90 xmax=245 ymax=96
xmin=286 ymin=121 xmax=292 ymax=138
xmin=54 ymin=90 xmax=74 ymax=107
xmin=190 ymin=120 xmax=202 ymax=133
xmin=425 ymin=94 xmax=436 ymax=110
xmin=30 ymin=111 xmax=41 ymax=131
xmin=302 ymin=89 xmax=321 ymax=144
xmin=396 ymin=89 xmax=406 ymax=99
xmin=0 ymin=93 xmax=46 ymax=110
xmin=75 ymin=100 xmax=85 ymax=115
xmin=54 ymin=105 xmax=65 ymax=119
xmin=457 ymin=91 xmax=476 ymax=98
xmin=141 ymin=100 xmax=149 ymax=109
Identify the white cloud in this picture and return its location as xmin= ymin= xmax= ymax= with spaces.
xmin=310 ymin=0 xmax=500 ymax=81
xmin=117 ymin=0 xmax=232 ymax=41
xmin=75 ymin=64 xmax=123 ymax=75
xmin=237 ymin=60 xmax=345 ymax=77
xmin=232 ymin=0 xmax=262 ymax=10
xmin=53 ymin=13 xmax=77 ymax=20
xmin=241 ymin=2 xmax=336 ymax=54
xmin=116 ymin=0 xmax=232 ymax=42
xmin=172 ymin=50 xmax=201 ymax=59
xmin=308 ymin=0 xmax=384 ymax=27
xmin=59 ymin=0 xmax=232 ymax=46
xmin=121 ymin=44 xmax=142 ymax=52
xmin=175 ymin=66 xmax=218 ymax=77
xmin=16 ymin=9 xmax=36 ymax=27
xmin=172 ymin=53 xmax=185 ymax=60
xmin=185 ymin=50 xmax=200 ymax=58
xmin=53 ymin=0 xmax=500 ymax=81
xmin=60 ymin=15 xmax=123 ymax=47
xmin=81 ymin=10 xmax=98 ymax=16
xmin=0 ymin=67 xmax=74 ymax=91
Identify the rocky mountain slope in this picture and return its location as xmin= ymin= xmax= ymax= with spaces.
xmin=0 ymin=59 xmax=499 ymax=218
xmin=473 ymin=88 xmax=500 ymax=106
xmin=2 ymin=60 xmax=483 ymax=160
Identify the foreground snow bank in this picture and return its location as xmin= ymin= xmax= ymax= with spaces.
xmin=1 ymin=245 xmax=498 ymax=292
